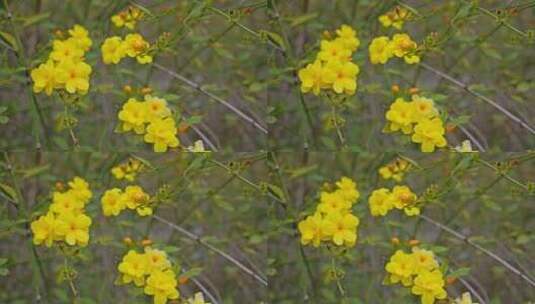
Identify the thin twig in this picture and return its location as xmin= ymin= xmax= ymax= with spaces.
xmin=419 ymin=214 xmax=535 ymax=288
xmin=153 ymin=215 xmax=268 ymax=286
xmin=419 ymin=62 xmax=535 ymax=135
xmin=153 ymin=63 xmax=268 ymax=134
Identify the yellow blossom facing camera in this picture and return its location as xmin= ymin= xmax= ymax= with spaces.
xmin=57 ymin=212 xmax=92 ymax=246
xmin=30 ymin=61 xmax=67 ymax=95
xmin=411 ymin=269 xmax=447 ymax=304
xmin=118 ymin=250 xmax=149 ymax=286
xmin=411 ymin=247 xmax=439 ymax=273
xmin=326 ymin=211 xmax=359 ymax=247
xmin=118 ymin=98 xmax=148 ymax=134
xmin=101 ymin=36 xmax=126 ymax=64
xmin=57 ymin=60 xmax=92 ymax=94
xmin=144 ymin=269 xmax=180 ymax=304
xmin=368 ymin=188 xmax=394 ymax=216
xmin=410 ymin=95 xmax=438 ymax=123
xmin=68 ymin=24 xmax=92 ymax=51
xmin=317 ymin=39 xmax=352 ymax=63
xmin=326 ymin=60 xmax=359 ymax=95
xmin=386 ymin=98 xmax=414 ymax=134
xmin=50 ymin=191 xmax=84 ymax=215
xmin=411 ymin=118 xmax=447 ymax=153
xmin=144 ymin=247 xmax=172 ymax=273
xmin=144 ymin=118 xmax=180 ymax=153
xmin=101 ymin=188 xmax=126 ymax=216
xmin=31 ymin=212 xmax=66 ymax=247
xmin=298 ymin=212 xmax=334 ymax=247
xmin=385 ymin=250 xmax=416 ymax=286
xmin=369 ymin=36 xmax=393 ymax=64
xmin=50 ymin=38 xmax=84 ymax=63
xmin=144 ymin=95 xmax=172 ymax=122
xmin=335 ymin=25 xmax=360 ymax=52
xmin=298 ymin=60 xmax=335 ymax=96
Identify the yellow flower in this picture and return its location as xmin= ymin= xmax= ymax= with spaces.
xmin=298 ymin=212 xmax=335 ymax=247
xmin=68 ymin=24 xmax=92 ymax=52
xmin=118 ymin=250 xmax=149 ymax=286
xmin=317 ymin=190 xmax=352 ymax=214
xmin=111 ymin=158 xmax=144 ymax=181
xmin=187 ymin=292 xmax=211 ymax=304
xmin=118 ymin=98 xmax=148 ymax=134
xmin=411 ymin=269 xmax=447 ymax=304
xmin=326 ymin=211 xmax=359 ymax=247
xmin=378 ymin=158 xmax=410 ymax=182
xmin=317 ymin=39 xmax=352 ymax=63
xmin=335 ymin=176 xmax=359 ymax=203
xmin=325 ymin=60 xmax=359 ymax=95
xmin=57 ymin=60 xmax=92 ymax=94
xmin=298 ymin=60 xmax=335 ymax=95
xmin=335 ymin=25 xmax=360 ymax=52
xmin=412 ymin=118 xmax=447 ymax=153
xmin=410 ymin=95 xmax=438 ymax=123
xmin=454 ymin=292 xmax=479 ymax=304
xmin=385 ymin=250 xmax=416 ymax=286
xmin=144 ymin=269 xmax=180 ymax=304
xmin=411 ymin=247 xmax=439 ymax=274
xmin=369 ymin=36 xmax=393 ymax=64
xmin=50 ymin=190 xmax=84 ymax=215
xmin=379 ymin=7 xmax=410 ymax=30
xmin=144 ymin=95 xmax=171 ymax=122
xmin=31 ymin=212 xmax=66 ymax=247
xmin=386 ymin=98 xmax=414 ymax=134
xmin=368 ymin=188 xmax=394 ymax=217
xmin=124 ymin=33 xmax=151 ymax=64
xmin=30 ymin=61 xmax=67 ymax=95
xmin=101 ymin=36 xmax=126 ymax=64
xmin=101 ymin=188 xmax=126 ymax=216
xmin=111 ymin=6 xmax=144 ymax=30
xmin=144 ymin=118 xmax=180 ymax=153
xmin=454 ymin=140 xmax=476 ymax=153
xmin=144 ymin=247 xmax=171 ymax=273
xmin=68 ymin=176 xmax=92 ymax=203
xmin=121 ymin=185 xmax=152 ymax=216
xmin=50 ymin=38 xmax=84 ymax=63
xmin=57 ymin=212 xmax=92 ymax=246
xmin=390 ymin=185 xmax=417 ymax=210
xmin=390 ymin=33 xmax=420 ymax=64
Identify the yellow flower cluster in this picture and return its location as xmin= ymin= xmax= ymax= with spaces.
xmin=385 ymin=247 xmax=447 ymax=304
xmin=368 ymin=185 xmax=421 ymax=217
xmin=111 ymin=6 xmax=144 ymax=30
xmin=117 ymin=95 xmax=180 ymax=152
xmin=30 ymin=25 xmax=93 ymax=96
xmin=298 ymin=25 xmax=360 ymax=96
xmin=101 ymin=33 xmax=152 ymax=65
xmin=369 ymin=33 xmax=420 ymax=65
xmin=298 ymin=177 xmax=360 ymax=248
xmin=111 ymin=157 xmax=144 ymax=181
xmin=117 ymin=247 xmax=179 ymax=304
xmin=385 ymin=95 xmax=447 ymax=152
xmin=378 ymin=158 xmax=410 ymax=182
xmin=379 ymin=6 xmax=411 ymax=30
xmin=30 ymin=177 xmax=93 ymax=247
xmin=101 ymin=185 xmax=153 ymax=217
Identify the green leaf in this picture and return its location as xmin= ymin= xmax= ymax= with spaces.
xmin=448 ymin=267 xmax=471 ymax=278
xmin=21 ymin=12 xmax=50 ymax=28
xmin=288 ymin=13 xmax=318 ymax=27
xmin=0 ymin=183 xmax=18 ymax=203
xmin=0 ymin=31 xmax=18 ymax=52
xmin=0 ymin=116 xmax=8 ymax=124
xmin=181 ymin=267 xmax=203 ymax=278
xmin=262 ymin=30 xmax=286 ymax=51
